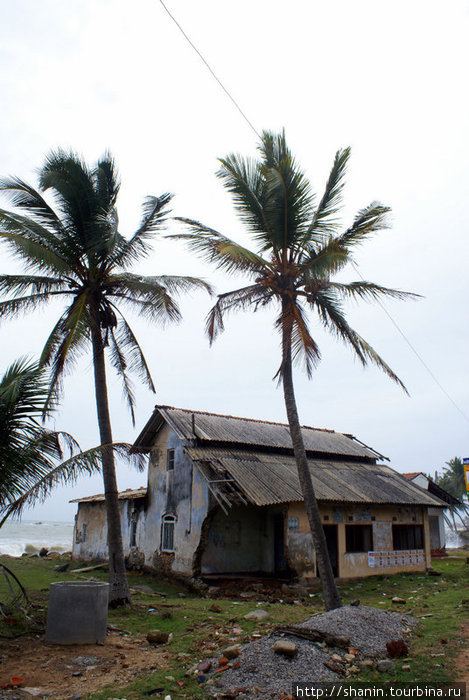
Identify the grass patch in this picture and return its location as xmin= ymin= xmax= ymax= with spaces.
xmin=1 ymin=554 xmax=468 ymax=697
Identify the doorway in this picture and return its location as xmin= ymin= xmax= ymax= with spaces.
xmin=273 ymin=513 xmax=287 ymax=574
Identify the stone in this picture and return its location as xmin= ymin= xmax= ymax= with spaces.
xmin=359 ymin=660 xmax=374 ymax=669
xmin=146 ymin=630 xmax=170 ymax=645
xmin=209 ymin=603 xmax=222 ymax=613
xmin=223 ymin=644 xmax=241 ymax=659
xmin=391 ymin=597 xmax=406 ymax=604
xmin=178 ymin=592 xmax=186 ymax=598
xmin=198 ymin=659 xmax=212 ymax=673
xmin=331 ymin=654 xmax=343 ymax=663
xmin=386 ymin=639 xmax=408 ymax=658
xmin=441 ymin=638 xmax=448 ymax=644
xmin=272 ymin=640 xmax=297 ymax=658
xmin=344 ymin=653 xmax=356 ymax=663
xmin=402 ymin=665 xmax=411 ymax=671
xmin=244 ymin=609 xmax=270 ymax=621
xmin=39 ymin=547 xmax=48 ymax=557
xmin=376 ymin=659 xmax=395 ymax=673
xmin=350 ymin=599 xmax=360 ymax=606
xmin=208 ymin=586 xmax=220 ymax=596
xmin=349 ymin=665 xmax=360 ymax=674
xmin=218 ymin=656 xmax=230 ymax=667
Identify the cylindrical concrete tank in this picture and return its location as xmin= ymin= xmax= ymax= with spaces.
xmin=45 ymin=581 xmax=109 ymax=644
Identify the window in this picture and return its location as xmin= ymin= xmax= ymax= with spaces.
xmin=162 ymin=514 xmax=176 ymax=552
xmin=288 ymin=517 xmax=299 ymax=532
xmin=82 ymin=523 xmax=87 ymax=543
xmin=346 ymin=524 xmax=372 ymax=553
xmin=392 ymin=524 xmax=424 ymax=550
xmin=166 ymin=448 xmax=175 ymax=471
xmin=130 ymin=510 xmax=138 ymax=547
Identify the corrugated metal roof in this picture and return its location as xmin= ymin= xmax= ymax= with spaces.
xmin=70 ymin=487 xmax=147 ymax=504
xmin=134 ymin=405 xmax=382 ymax=460
xmin=186 ymin=446 xmax=444 ymax=508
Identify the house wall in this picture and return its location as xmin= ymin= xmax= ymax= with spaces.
xmin=72 ymin=497 xmax=146 ymax=561
xmin=141 ymin=424 xmax=210 ymax=576
xmin=286 ymin=502 xmax=433 ymax=579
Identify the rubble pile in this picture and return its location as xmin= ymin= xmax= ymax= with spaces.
xmin=197 ymin=605 xmax=416 ymax=698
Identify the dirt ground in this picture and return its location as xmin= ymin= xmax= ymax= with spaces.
xmin=454 ymin=619 xmax=469 ymax=684
xmin=0 ymin=629 xmax=170 ymax=699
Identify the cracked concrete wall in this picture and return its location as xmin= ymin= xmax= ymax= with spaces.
xmin=286 ymin=503 xmax=432 ymax=579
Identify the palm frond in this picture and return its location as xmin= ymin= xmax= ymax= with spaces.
xmin=173 ymin=218 xmax=270 ymax=276
xmin=205 ymin=284 xmax=273 ymax=343
xmin=330 ymin=281 xmax=420 ymax=303
xmin=313 ymin=289 xmax=408 ymax=392
xmin=108 ymin=328 xmax=136 ymax=425
xmin=0 ymin=274 xmax=74 ymax=297
xmin=337 ymin=202 xmax=391 ymax=248
xmin=0 ymin=292 xmax=68 ymax=321
xmin=0 ymin=177 xmax=63 ymax=230
xmin=112 ymin=193 xmax=172 ymax=266
xmin=305 ymin=147 xmax=350 ymax=240
xmin=113 ymin=308 xmax=155 ymax=394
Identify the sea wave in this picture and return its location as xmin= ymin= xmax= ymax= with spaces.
xmin=0 ymin=521 xmax=74 ymax=557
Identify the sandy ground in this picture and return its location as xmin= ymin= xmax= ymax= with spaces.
xmin=0 ymin=629 xmax=170 ymax=699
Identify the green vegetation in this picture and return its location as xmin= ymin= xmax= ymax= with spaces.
xmin=1 ymin=554 xmax=468 ymax=698
xmin=436 ymin=457 xmax=466 ymax=500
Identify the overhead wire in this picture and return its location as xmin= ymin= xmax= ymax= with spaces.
xmin=158 ymin=0 xmax=261 ymax=139
xmin=351 ymin=262 xmax=469 ymax=425
xmin=158 ymin=0 xmax=468 ymax=427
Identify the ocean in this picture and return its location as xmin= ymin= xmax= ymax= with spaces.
xmin=0 ymin=520 xmax=75 ymax=557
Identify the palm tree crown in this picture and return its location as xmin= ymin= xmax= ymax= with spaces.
xmin=0 ymin=151 xmax=209 ymax=418
xmin=177 ymin=131 xmax=414 ymax=383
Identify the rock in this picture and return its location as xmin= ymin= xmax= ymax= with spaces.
xmin=441 ymin=638 xmax=448 ymax=644
xmin=331 ymin=654 xmax=343 ymax=663
xmin=198 ymin=659 xmax=212 ymax=673
xmin=386 ymin=639 xmax=408 ymax=658
xmin=344 ymin=653 xmax=356 ymax=663
xmin=209 ymin=603 xmax=222 ymax=613
xmin=402 ymin=664 xmax=411 ymax=671
xmin=22 ymin=689 xmax=48 ymax=697
xmin=146 ymin=630 xmax=170 ymax=645
xmin=391 ymin=597 xmax=406 ymax=604
xmin=208 ymin=586 xmax=220 ymax=596
xmin=376 ymin=659 xmax=395 ymax=673
xmin=232 ymin=660 xmax=241 ymax=670
xmin=359 ymin=660 xmax=374 ymax=669
xmin=324 ymin=661 xmax=346 ymax=676
xmin=350 ymin=599 xmax=360 ymax=606
xmin=272 ymin=640 xmax=297 ymax=658
xmin=218 ymin=656 xmax=230 ymax=667
xmin=54 ymin=562 xmax=69 ymax=572
xmin=244 ymin=609 xmax=270 ymax=621
xmin=178 ymin=592 xmax=186 ymax=598
xmin=39 ymin=547 xmax=48 ymax=557
xmin=223 ymin=644 xmax=241 ymax=659
xmin=349 ymin=665 xmax=360 ymax=674
xmin=176 ymin=652 xmax=191 ymax=661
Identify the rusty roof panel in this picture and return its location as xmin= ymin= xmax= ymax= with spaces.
xmin=155 ymin=406 xmax=379 ymax=459
xmin=186 ymin=446 xmax=443 ymax=507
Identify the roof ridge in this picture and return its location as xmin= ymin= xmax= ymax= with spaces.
xmin=156 ymin=404 xmax=336 ymax=434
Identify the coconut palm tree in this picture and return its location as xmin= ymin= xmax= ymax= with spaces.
xmin=175 ymin=131 xmax=415 ymax=610
xmin=0 ymin=151 xmax=210 ymax=605
xmin=437 ymin=457 xmax=466 ymax=500
xmin=0 ymin=358 xmax=104 ymax=524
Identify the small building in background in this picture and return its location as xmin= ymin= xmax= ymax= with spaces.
xmin=72 ymin=406 xmax=446 ymax=579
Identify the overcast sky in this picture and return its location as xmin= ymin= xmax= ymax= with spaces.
xmin=1 ymin=0 xmax=468 ymax=521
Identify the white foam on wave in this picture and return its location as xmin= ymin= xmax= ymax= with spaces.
xmin=0 ymin=521 xmax=74 ymax=557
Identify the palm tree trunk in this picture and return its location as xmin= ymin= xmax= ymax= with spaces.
xmin=90 ymin=322 xmax=131 ymax=607
xmin=281 ymin=316 xmax=341 ymax=611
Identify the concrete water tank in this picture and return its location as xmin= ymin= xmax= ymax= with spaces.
xmin=45 ymin=581 xmax=109 ymax=644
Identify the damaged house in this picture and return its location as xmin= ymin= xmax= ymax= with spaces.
xmin=72 ymin=405 xmax=446 ymax=579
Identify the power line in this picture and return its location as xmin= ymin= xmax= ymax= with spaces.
xmin=351 ymin=262 xmax=469 ymax=425
xmin=158 ymin=0 xmax=261 ymax=139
